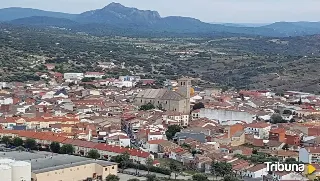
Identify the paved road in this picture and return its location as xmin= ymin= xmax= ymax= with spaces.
xmin=118 ymin=173 xmax=146 ymax=181
xmin=123 ymin=168 xmax=192 ymax=180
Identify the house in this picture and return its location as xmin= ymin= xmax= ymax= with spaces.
xmin=162 ymin=111 xmax=189 ymax=127
xmin=173 ymin=131 xmax=206 ymax=144
xmin=272 ymin=171 xmax=308 ymax=181
xmin=269 ymin=128 xmax=286 ymax=142
xmin=64 ymin=73 xmax=84 ymax=80
xmin=264 ymin=140 xmax=285 ymax=150
xmin=299 ymin=147 xmax=320 ymax=163
xmin=105 ymin=135 xmax=130 ymax=147
xmin=243 ymin=164 xmax=268 ymax=178
xmin=85 ymin=72 xmax=104 ymax=79
xmin=244 ymin=122 xmax=271 ymax=139
xmin=158 ymin=140 xmax=180 ymax=155
xmin=145 ymin=139 xmax=165 ymax=153
xmin=285 ymin=133 xmax=301 ymax=146
xmin=231 ymin=131 xmax=245 ymax=146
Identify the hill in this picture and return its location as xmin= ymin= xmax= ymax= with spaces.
xmin=1 ymin=3 xmax=320 ymax=37
xmin=0 ymin=7 xmax=76 ymax=21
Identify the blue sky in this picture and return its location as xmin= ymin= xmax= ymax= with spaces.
xmin=1 ymin=0 xmax=320 ymax=23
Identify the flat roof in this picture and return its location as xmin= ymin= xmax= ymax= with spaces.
xmin=0 ymin=151 xmax=117 ymax=174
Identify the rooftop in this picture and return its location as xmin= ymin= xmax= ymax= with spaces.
xmin=0 ymin=151 xmax=117 ymax=174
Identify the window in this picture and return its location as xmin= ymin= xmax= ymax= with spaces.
xmin=105 ymin=168 xmax=108 ymax=171
xmin=166 ymin=101 xmax=168 ymax=104
xmin=112 ymin=166 xmax=114 ymax=169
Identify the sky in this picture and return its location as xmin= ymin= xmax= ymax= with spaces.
xmin=1 ymin=0 xmax=320 ymax=23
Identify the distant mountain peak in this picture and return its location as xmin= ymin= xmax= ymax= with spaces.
xmin=103 ymin=2 xmax=125 ymax=9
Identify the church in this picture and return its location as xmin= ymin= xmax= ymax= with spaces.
xmin=134 ymin=77 xmax=192 ymax=113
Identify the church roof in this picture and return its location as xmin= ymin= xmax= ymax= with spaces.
xmin=136 ymin=89 xmax=185 ymax=101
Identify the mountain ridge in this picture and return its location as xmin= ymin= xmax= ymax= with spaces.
xmin=1 ymin=3 xmax=320 ymax=37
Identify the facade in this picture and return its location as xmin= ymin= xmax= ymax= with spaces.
xmin=134 ymin=77 xmax=192 ymax=113
xmin=243 ymin=164 xmax=268 ymax=178
xmin=244 ymin=123 xmax=271 ymax=139
xmin=63 ymin=73 xmax=84 ymax=80
xmin=199 ymin=108 xmax=255 ymax=125
xmin=84 ymin=72 xmax=104 ymax=79
xmin=269 ymin=128 xmax=286 ymax=142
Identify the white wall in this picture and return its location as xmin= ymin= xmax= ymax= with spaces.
xmin=199 ymin=108 xmax=254 ymax=125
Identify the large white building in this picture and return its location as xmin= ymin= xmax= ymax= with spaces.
xmin=199 ymin=108 xmax=255 ymax=125
xmin=0 ymin=158 xmax=31 ymax=181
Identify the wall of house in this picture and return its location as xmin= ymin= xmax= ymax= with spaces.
xmin=199 ymin=108 xmax=254 ymax=125
xmin=146 ymin=143 xmax=159 ymax=153
xmin=148 ymin=134 xmax=163 ymax=141
xmin=231 ymin=134 xmax=245 ymax=146
xmin=119 ymin=138 xmax=130 ymax=147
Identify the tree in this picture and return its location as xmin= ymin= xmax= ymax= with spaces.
xmin=165 ymin=125 xmax=181 ymax=140
xmin=60 ymin=144 xmax=75 ymax=154
xmin=211 ymin=161 xmax=232 ymax=177
xmin=146 ymin=157 xmax=154 ymax=175
xmin=270 ymin=114 xmax=284 ymax=124
xmin=169 ymin=160 xmax=181 ymax=180
xmin=223 ymin=175 xmax=239 ymax=181
xmin=193 ymin=102 xmax=205 ymax=110
xmin=282 ymin=144 xmax=289 ymax=150
xmin=112 ymin=152 xmax=130 ymax=171
xmin=1 ymin=136 xmax=12 ymax=146
xmin=252 ymin=149 xmax=258 ymax=154
xmin=12 ymin=137 xmax=23 ymax=147
xmin=50 ymin=142 xmax=61 ymax=153
xmin=139 ymin=103 xmax=155 ymax=111
xmin=146 ymin=174 xmax=158 ymax=181
xmin=25 ymin=138 xmax=37 ymax=150
xmin=88 ymin=149 xmax=100 ymax=159
xmin=105 ymin=174 xmax=120 ymax=181
xmin=192 ymin=173 xmax=208 ymax=181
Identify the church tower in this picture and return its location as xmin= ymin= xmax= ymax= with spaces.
xmin=177 ymin=77 xmax=192 ymax=113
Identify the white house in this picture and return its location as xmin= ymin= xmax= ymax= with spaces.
xmin=272 ymin=171 xmax=308 ymax=181
xmin=64 ymin=73 xmax=84 ymax=80
xmin=299 ymin=147 xmax=320 ymax=163
xmin=145 ymin=140 xmax=164 ymax=153
xmin=84 ymin=72 xmax=104 ymax=79
xmin=147 ymin=132 xmax=164 ymax=141
xmin=244 ymin=122 xmax=271 ymax=139
xmin=41 ymin=91 xmax=55 ymax=99
xmin=162 ymin=112 xmax=189 ymax=127
xmin=0 ymin=97 xmax=13 ymax=105
xmin=243 ymin=164 xmax=267 ymax=178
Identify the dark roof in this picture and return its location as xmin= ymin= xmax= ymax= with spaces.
xmin=54 ymin=88 xmax=68 ymax=96
xmin=174 ymin=132 xmax=206 ymax=143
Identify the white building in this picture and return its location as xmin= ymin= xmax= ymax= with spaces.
xmin=64 ymin=73 xmax=84 ymax=80
xmin=84 ymin=72 xmax=104 ymax=79
xmin=244 ymin=122 xmax=271 ymax=139
xmin=162 ymin=112 xmax=189 ymax=127
xmin=0 ymin=97 xmax=13 ymax=105
xmin=0 ymin=159 xmax=31 ymax=181
xmin=199 ymin=108 xmax=255 ymax=125
xmin=243 ymin=164 xmax=267 ymax=178
xmin=272 ymin=171 xmax=308 ymax=181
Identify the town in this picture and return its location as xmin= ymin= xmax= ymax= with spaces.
xmin=1 ymin=68 xmax=320 ymax=181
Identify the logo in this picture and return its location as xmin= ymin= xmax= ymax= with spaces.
xmin=265 ymin=162 xmax=316 ymax=174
